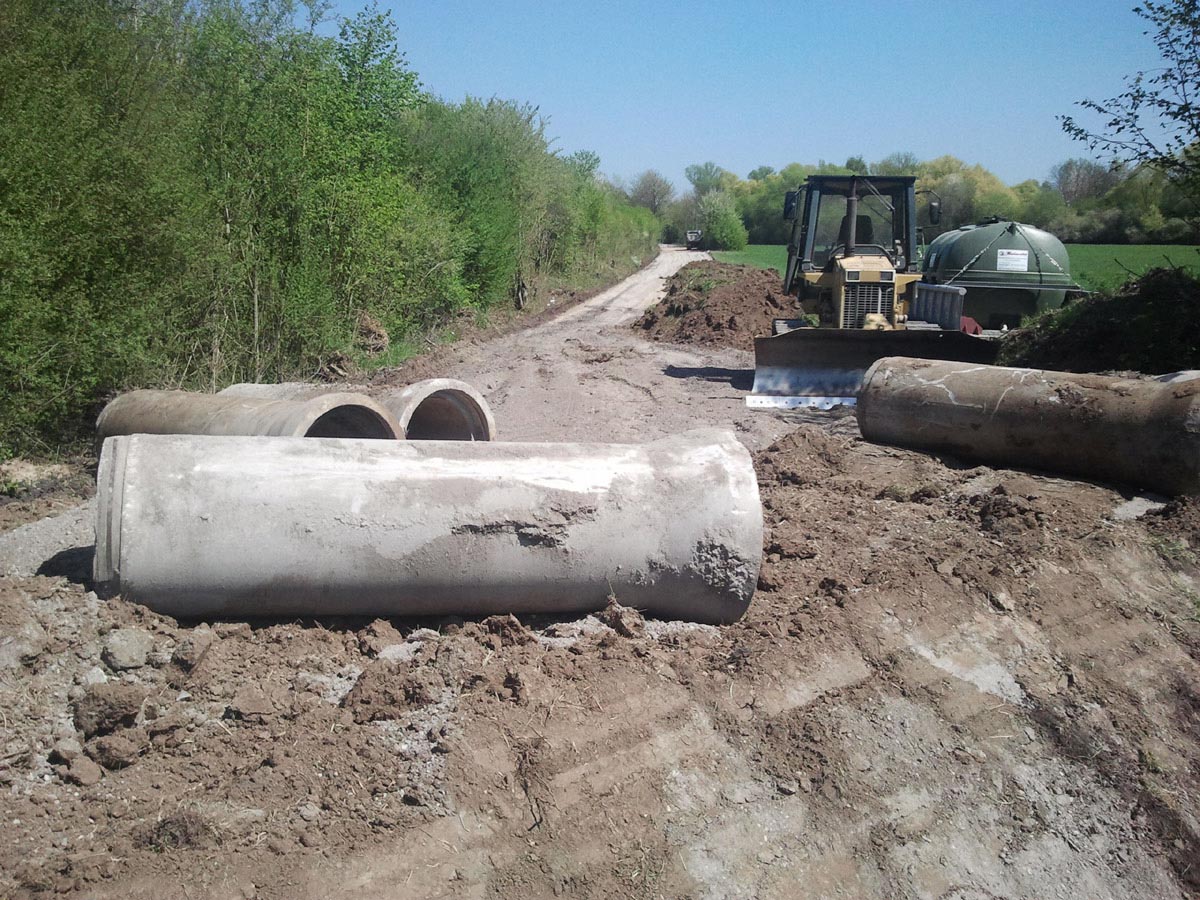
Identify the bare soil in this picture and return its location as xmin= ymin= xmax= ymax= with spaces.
xmin=1 ymin=248 xmax=1198 ymax=899
xmin=634 ymin=261 xmax=791 ymax=354
xmin=0 ymin=459 xmax=94 ymax=534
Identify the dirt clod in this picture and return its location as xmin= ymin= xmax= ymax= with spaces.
xmin=85 ymin=729 xmax=146 ymax=770
xmin=341 ymin=661 xmax=446 ymax=723
xmin=64 ymin=755 xmax=103 ymax=786
xmin=133 ymin=810 xmax=216 ymax=851
xmin=72 ymin=682 xmax=149 ymax=738
xmin=596 ymin=599 xmax=645 ymax=637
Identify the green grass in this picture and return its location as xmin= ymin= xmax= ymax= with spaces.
xmin=711 ymin=245 xmax=788 ymax=274
xmin=1066 ymin=244 xmax=1200 ymax=291
xmin=713 ymin=243 xmax=1200 ymax=292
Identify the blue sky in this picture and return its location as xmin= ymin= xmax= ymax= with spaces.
xmin=329 ymin=0 xmax=1163 ymax=191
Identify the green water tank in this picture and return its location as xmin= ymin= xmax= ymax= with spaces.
xmin=921 ymin=219 xmax=1077 ymax=329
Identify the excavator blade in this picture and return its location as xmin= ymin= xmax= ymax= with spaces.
xmin=747 ymin=327 xmax=1000 ymax=409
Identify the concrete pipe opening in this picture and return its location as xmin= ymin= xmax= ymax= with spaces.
xmin=302 ymin=402 xmax=397 ymax=439
xmin=388 ymin=379 xmax=497 ymax=441
xmin=220 ymin=379 xmax=498 ymax=441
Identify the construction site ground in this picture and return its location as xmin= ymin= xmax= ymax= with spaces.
xmin=1 ymin=246 xmax=1198 ymax=899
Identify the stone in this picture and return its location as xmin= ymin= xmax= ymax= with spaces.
xmin=297 ymin=802 xmax=320 ymax=822
xmin=171 ymin=628 xmax=215 ymax=672
xmin=989 ymin=591 xmax=1014 ymax=613
xmin=0 ymin=612 xmax=47 ymax=669
xmin=226 ymin=686 xmax=274 ymax=720
xmin=101 ymin=628 xmax=154 ymax=671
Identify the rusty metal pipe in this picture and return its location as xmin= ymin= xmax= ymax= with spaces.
xmin=93 ymin=429 xmax=762 ymax=624
xmin=96 ymin=389 xmax=401 ymax=442
xmin=857 ymin=357 xmax=1200 ymax=494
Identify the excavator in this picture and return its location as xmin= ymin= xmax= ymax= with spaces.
xmin=748 ymin=175 xmax=1004 ymax=409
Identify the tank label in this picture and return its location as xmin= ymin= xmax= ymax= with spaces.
xmin=996 ymin=248 xmax=1028 ymax=272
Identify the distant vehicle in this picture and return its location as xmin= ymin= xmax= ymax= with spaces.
xmin=685 ymin=230 xmax=703 ymax=250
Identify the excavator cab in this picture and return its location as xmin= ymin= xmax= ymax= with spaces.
xmin=782 ymin=175 xmax=920 ymax=326
xmin=748 ymin=175 xmax=996 ymax=409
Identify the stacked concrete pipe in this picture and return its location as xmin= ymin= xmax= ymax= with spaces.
xmin=93 ymin=428 xmax=761 ymax=624
xmin=96 ymin=389 xmax=402 ymax=442
xmin=857 ymin=356 xmax=1200 ymax=495
xmin=220 ymin=378 xmax=496 ymax=441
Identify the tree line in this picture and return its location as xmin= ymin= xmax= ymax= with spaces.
xmin=0 ymin=0 xmax=658 ymax=453
xmin=624 ymin=153 xmax=1199 ymax=250
xmin=631 ymin=0 xmax=1200 ymax=252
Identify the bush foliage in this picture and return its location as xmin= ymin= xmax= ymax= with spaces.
xmin=999 ymin=267 xmax=1200 ymax=374
xmin=0 ymin=0 xmax=657 ymax=452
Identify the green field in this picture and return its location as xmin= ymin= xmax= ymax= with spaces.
xmin=710 ymin=245 xmax=789 ymax=275
xmin=713 ymin=243 xmax=1200 ymax=292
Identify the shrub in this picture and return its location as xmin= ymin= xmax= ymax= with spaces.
xmin=699 ymin=191 xmax=749 ymax=251
xmin=0 ymin=0 xmax=659 ymax=452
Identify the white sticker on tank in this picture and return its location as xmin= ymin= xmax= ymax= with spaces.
xmin=996 ymin=249 xmax=1028 ymax=272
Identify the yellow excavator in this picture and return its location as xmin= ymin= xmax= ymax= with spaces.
xmin=747 ymin=175 xmax=1000 ymax=408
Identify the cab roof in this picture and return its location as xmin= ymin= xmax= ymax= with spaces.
xmin=804 ymin=175 xmax=916 ymax=194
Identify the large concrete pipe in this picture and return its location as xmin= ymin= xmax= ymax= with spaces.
xmin=857 ymin=357 xmax=1200 ymax=494
xmin=221 ymin=379 xmax=496 ymax=441
xmin=96 ymin=390 xmax=401 ymax=441
xmin=93 ymin=429 xmax=761 ymax=624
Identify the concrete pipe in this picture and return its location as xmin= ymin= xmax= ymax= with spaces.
xmin=96 ymin=390 xmax=401 ymax=442
xmin=857 ymin=357 xmax=1200 ymax=494
xmin=93 ymin=428 xmax=762 ymax=624
xmin=389 ymin=379 xmax=495 ymax=441
xmin=221 ymin=379 xmax=496 ymax=441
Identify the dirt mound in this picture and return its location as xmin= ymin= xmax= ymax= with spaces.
xmin=0 ymin=459 xmax=94 ymax=534
xmin=634 ymin=261 xmax=791 ymax=352
xmin=1000 ymin=267 xmax=1200 ymax=374
xmin=5 ymin=421 xmax=1199 ymax=898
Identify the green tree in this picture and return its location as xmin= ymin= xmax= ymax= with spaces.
xmin=684 ymin=161 xmax=730 ymax=197
xmin=628 ymin=170 xmax=675 ymax=215
xmin=1050 ymin=158 xmax=1124 ymax=205
xmin=1060 ymin=0 xmax=1200 ymax=199
xmin=845 ymin=155 xmax=869 ymax=174
xmin=0 ymin=0 xmax=660 ymax=452
xmin=699 ymin=191 xmax=748 ymax=250
xmin=871 ymin=151 xmax=920 ymax=175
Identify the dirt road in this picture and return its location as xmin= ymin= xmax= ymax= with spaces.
xmin=1 ymin=247 xmax=1199 ymax=899
xmin=369 ymin=246 xmax=793 ymax=447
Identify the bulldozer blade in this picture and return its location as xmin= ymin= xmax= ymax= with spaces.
xmin=747 ymin=328 xmax=1000 ymax=409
